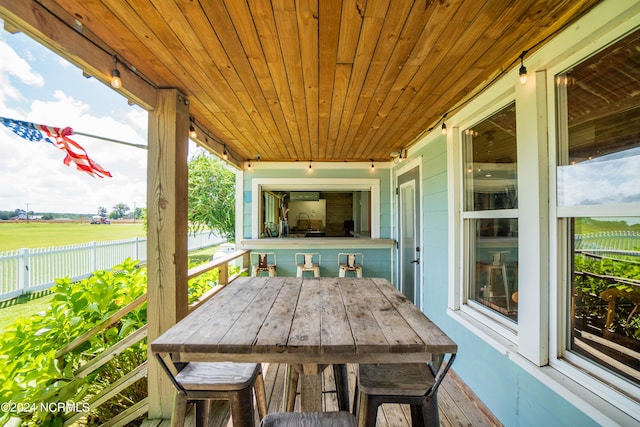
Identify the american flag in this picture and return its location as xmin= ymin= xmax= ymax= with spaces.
xmin=1 ymin=116 xmax=112 ymax=178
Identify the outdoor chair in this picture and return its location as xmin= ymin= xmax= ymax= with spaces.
xmin=353 ymin=354 xmax=456 ymax=427
xmin=252 ymin=252 xmax=277 ymax=277
xmin=338 ymin=253 xmax=363 ymax=277
xmin=156 ymin=354 xmax=267 ymax=427
xmin=295 ymin=252 xmax=321 ymax=277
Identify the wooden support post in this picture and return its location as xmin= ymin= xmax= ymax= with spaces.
xmin=146 ymin=89 xmax=189 ymax=419
xmin=219 ymin=264 xmax=229 ymax=286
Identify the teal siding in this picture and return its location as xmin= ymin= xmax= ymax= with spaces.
xmin=411 ymin=136 xmax=599 ymax=427
xmin=251 ymin=248 xmax=392 ymax=280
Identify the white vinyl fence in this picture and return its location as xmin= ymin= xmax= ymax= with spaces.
xmin=0 ymin=231 xmax=224 ymax=301
xmin=574 ymin=231 xmax=640 ymax=261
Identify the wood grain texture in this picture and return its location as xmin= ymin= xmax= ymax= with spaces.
xmin=0 ymin=0 xmax=601 ymax=163
xmin=151 ymin=277 xmax=457 ymax=413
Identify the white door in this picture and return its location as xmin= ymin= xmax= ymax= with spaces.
xmin=398 ymin=167 xmax=421 ymax=306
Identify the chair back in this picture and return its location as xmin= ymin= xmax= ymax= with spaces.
xmin=304 ymin=254 xmax=314 ymax=268
xmin=258 ymin=253 xmax=268 ymax=269
xmin=347 ymin=254 xmax=356 ymax=268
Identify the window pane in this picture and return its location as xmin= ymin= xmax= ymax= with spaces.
xmin=557 ymin=28 xmax=640 ymax=386
xmin=570 ymin=217 xmax=640 ymax=385
xmin=467 ymin=218 xmax=518 ymax=322
xmin=463 ymin=103 xmax=518 ymax=212
xmin=556 ymin=28 xmax=640 ymax=206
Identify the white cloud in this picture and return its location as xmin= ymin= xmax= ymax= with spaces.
xmin=0 ymin=35 xmax=148 ymax=214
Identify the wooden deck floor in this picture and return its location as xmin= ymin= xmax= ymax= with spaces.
xmin=143 ymin=363 xmax=502 ymax=426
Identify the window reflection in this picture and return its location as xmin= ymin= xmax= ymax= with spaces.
xmin=570 ymin=217 xmax=640 ymax=384
xmin=467 ymin=219 xmax=519 ymax=320
xmin=463 ymin=102 xmax=518 ymax=322
xmin=463 ymin=103 xmax=518 ymax=212
xmin=557 ymin=28 xmax=640 ymax=386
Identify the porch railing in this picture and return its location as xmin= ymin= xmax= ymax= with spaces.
xmin=56 ymin=249 xmax=249 ymax=426
xmin=575 ymin=231 xmax=640 ymax=261
xmin=0 ymin=231 xmax=224 ymax=301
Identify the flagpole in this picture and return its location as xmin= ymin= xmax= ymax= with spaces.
xmin=72 ymin=131 xmax=147 ymax=150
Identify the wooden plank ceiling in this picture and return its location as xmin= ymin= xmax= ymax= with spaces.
xmin=1 ymin=0 xmax=601 ymax=166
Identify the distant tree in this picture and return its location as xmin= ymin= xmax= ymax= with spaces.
xmin=188 ymin=150 xmax=235 ymax=240
xmin=133 ymin=207 xmax=143 ymax=220
xmin=97 ymin=206 xmax=107 ymax=217
xmin=110 ymin=203 xmax=130 ymax=219
xmin=42 ymin=213 xmax=54 ymax=220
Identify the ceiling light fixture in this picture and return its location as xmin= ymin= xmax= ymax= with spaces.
xmin=308 ymin=159 xmax=313 ymax=173
xmin=189 ymin=117 xmax=197 ymax=139
xmin=441 ymin=113 xmax=448 ymax=135
xmin=247 ymin=159 xmax=252 ymax=170
xmin=370 ymin=159 xmax=375 ymax=172
xmin=223 ymin=145 xmax=228 ymax=160
xmin=519 ymin=51 xmax=528 ymax=85
xmin=110 ymin=56 xmax=122 ymax=89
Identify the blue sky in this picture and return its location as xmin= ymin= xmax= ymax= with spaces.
xmin=0 ymin=21 xmax=149 ymax=215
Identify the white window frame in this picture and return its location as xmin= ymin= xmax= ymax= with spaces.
xmin=250 ymin=178 xmax=381 ymax=239
xmin=450 ymin=93 xmax=520 ymax=345
xmin=547 ymin=22 xmax=640 ymax=416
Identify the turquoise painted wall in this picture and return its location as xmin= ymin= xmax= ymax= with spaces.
xmin=242 ymin=167 xmax=392 ymax=239
xmin=410 ymin=136 xmax=599 ymax=427
xmin=251 ymin=248 xmax=392 ymax=280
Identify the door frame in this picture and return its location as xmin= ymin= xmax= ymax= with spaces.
xmin=394 ymin=157 xmax=423 ymax=309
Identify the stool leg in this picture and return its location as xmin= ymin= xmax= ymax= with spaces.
xmin=410 ymin=404 xmax=426 ymax=427
xmin=501 ymin=264 xmax=509 ymax=311
xmin=333 ymin=364 xmax=350 ymax=411
xmin=195 ymin=400 xmax=211 ymax=427
xmin=229 ymin=388 xmax=255 ymax=427
xmin=420 ymin=394 xmax=440 ymax=427
xmin=284 ymin=364 xmax=300 ymax=411
xmin=171 ymin=391 xmax=187 ymax=427
xmin=254 ymin=368 xmax=268 ymax=420
xmin=356 ymin=392 xmax=378 ymax=427
xmin=356 ymin=268 xmax=362 ymax=278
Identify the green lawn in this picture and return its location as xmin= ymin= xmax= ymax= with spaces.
xmin=0 ymin=222 xmax=146 ymax=252
xmin=0 ymin=244 xmax=221 ymax=333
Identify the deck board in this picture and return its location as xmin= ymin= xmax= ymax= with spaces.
xmin=163 ymin=363 xmax=502 ymax=426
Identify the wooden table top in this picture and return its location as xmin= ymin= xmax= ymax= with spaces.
xmin=151 ymin=277 xmax=456 ymax=364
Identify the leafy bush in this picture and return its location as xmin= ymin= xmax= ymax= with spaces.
xmin=0 ymin=257 xmax=224 ymax=426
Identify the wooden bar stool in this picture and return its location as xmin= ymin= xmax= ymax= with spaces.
xmin=338 ymin=253 xmax=363 ymax=277
xmin=156 ymin=355 xmax=267 ymax=427
xmin=252 ymin=252 xmax=277 ymax=277
xmin=295 ymin=252 xmax=321 ymax=277
xmin=479 ymin=251 xmax=510 ymax=311
xmin=260 ymin=411 xmax=356 ymax=427
xmin=353 ymin=354 xmax=456 ymax=427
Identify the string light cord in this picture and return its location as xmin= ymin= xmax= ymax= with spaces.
xmin=32 ymin=0 xmax=159 ymax=90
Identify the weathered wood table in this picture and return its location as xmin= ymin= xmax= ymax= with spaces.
xmin=151 ymin=276 xmax=457 ymax=417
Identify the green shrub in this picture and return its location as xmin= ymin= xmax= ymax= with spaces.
xmin=0 ymin=257 xmax=229 ymax=425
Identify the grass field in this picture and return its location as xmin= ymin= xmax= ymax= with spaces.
xmin=0 ymin=222 xmax=146 ymax=252
xmin=0 ymin=244 xmax=220 ymax=332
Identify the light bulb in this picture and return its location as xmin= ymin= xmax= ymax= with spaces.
xmin=110 ymin=68 xmax=121 ymax=88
